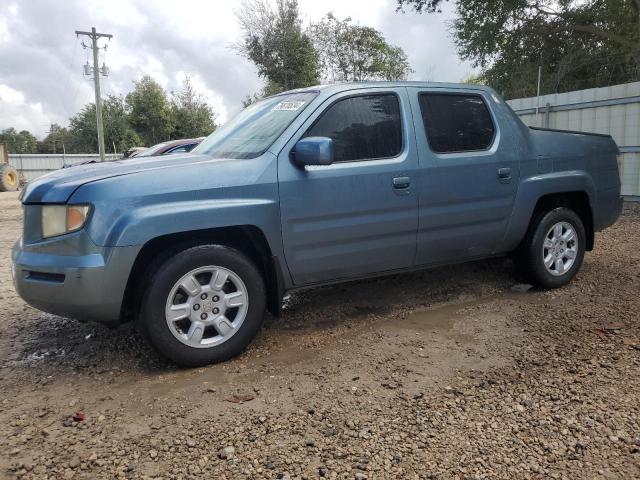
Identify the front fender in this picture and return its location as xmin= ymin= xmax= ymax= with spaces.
xmin=501 ymin=170 xmax=595 ymax=251
xmin=75 ymin=192 xmax=284 ymax=269
xmin=67 ymin=153 xmax=283 ymax=252
xmin=95 ymin=197 xmax=280 ymax=248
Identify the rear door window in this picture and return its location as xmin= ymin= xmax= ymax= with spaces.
xmin=304 ymin=94 xmax=403 ymax=162
xmin=418 ymin=93 xmax=495 ymax=153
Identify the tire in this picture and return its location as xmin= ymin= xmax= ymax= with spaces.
xmin=0 ymin=164 xmax=19 ymax=192
xmin=514 ymin=207 xmax=586 ymax=289
xmin=140 ymin=245 xmax=266 ymax=367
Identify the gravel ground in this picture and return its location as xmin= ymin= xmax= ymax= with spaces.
xmin=0 ymin=190 xmax=638 ymax=480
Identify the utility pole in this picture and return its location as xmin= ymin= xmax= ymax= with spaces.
xmin=75 ymin=27 xmax=112 ymax=161
xmin=535 ymin=65 xmax=542 ymax=126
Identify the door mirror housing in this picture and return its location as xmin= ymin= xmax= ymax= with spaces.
xmin=293 ymin=137 xmax=334 ymax=166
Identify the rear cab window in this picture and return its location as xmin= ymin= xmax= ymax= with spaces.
xmin=418 ymin=93 xmax=495 ymax=154
xmin=303 ymin=93 xmax=403 ymax=162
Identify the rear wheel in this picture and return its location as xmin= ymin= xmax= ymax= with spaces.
xmin=0 ymin=164 xmax=19 ymax=192
xmin=140 ymin=245 xmax=266 ymax=367
xmin=514 ymin=207 xmax=586 ymax=288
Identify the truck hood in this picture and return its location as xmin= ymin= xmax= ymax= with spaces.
xmin=21 ymin=153 xmax=212 ymax=204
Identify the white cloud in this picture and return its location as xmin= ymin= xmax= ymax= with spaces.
xmin=299 ymin=0 xmax=388 ymax=26
xmin=0 ymin=84 xmax=53 ymax=134
xmin=0 ymin=17 xmax=9 ymax=44
xmin=379 ymin=2 xmax=475 ymax=83
xmin=174 ymin=71 xmax=229 ymax=124
xmin=0 ymin=83 xmax=24 ymax=104
xmin=141 ymin=56 xmax=169 ymax=87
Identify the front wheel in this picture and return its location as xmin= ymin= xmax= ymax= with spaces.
xmin=514 ymin=207 xmax=586 ymax=289
xmin=140 ymin=245 xmax=266 ymax=367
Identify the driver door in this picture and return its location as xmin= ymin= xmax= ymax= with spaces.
xmin=277 ymin=88 xmax=419 ymax=285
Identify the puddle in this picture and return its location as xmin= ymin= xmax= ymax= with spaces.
xmin=395 ymin=289 xmax=546 ymax=332
xmin=403 ymin=302 xmax=463 ymax=331
xmin=351 ymin=304 xmax=391 ymax=316
xmin=3 ymin=347 xmax=68 ymax=367
xmin=121 ymin=332 xmax=321 ymax=401
xmin=27 ymin=348 xmax=67 ymax=361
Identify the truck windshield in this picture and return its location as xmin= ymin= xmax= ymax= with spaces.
xmin=193 ymin=91 xmax=318 ymax=159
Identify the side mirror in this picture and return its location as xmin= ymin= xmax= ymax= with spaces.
xmin=293 ymin=137 xmax=334 ymax=166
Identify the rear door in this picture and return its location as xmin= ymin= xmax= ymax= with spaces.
xmin=277 ymin=88 xmax=419 ymax=285
xmin=408 ymin=88 xmax=520 ymax=265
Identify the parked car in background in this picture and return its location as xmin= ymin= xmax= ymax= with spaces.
xmin=136 ymin=138 xmax=204 ymax=157
xmin=12 ymin=82 xmax=622 ymax=367
xmin=123 ymin=147 xmax=148 ymax=158
xmin=61 ymin=139 xmax=204 ymax=170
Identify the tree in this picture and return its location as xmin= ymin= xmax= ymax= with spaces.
xmin=309 ymin=13 xmax=413 ymax=82
xmin=236 ymin=0 xmax=320 ymax=95
xmin=37 ymin=124 xmax=73 ymax=154
xmin=396 ymin=0 xmax=446 ymax=13
xmin=0 ymin=128 xmax=38 ymax=154
xmin=241 ymin=92 xmax=262 ymax=108
xmin=241 ymin=80 xmax=287 ymax=107
xmin=69 ymin=95 xmax=141 ymax=154
xmin=126 ymin=76 xmax=174 ymax=145
xmin=397 ymin=0 xmax=640 ymax=98
xmin=170 ymin=77 xmax=217 ymax=139
xmin=461 ymin=73 xmax=484 ymax=85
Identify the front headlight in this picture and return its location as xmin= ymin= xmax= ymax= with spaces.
xmin=41 ymin=204 xmax=91 ymax=238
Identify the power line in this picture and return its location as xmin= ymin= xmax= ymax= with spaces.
xmin=75 ymin=27 xmax=112 ymax=161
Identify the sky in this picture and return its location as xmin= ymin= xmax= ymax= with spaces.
xmin=0 ymin=0 xmax=474 ymax=139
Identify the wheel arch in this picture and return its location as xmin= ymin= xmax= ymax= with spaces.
xmin=523 ymin=191 xmax=594 ymax=251
xmin=120 ymin=225 xmax=284 ymax=323
xmin=503 ymin=168 xmax=597 ymax=253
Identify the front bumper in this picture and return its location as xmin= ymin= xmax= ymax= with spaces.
xmin=11 ymin=232 xmax=141 ymax=325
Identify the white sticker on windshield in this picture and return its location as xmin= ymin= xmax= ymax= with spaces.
xmin=273 ymin=100 xmax=306 ymax=111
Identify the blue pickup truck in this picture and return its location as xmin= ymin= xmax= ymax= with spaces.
xmin=12 ymin=82 xmax=622 ymax=366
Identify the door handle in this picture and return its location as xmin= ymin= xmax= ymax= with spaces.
xmin=497 ymin=167 xmax=511 ymax=183
xmin=392 ymin=176 xmax=411 ymax=189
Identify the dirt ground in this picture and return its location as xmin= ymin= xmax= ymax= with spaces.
xmin=0 ymin=190 xmax=638 ymax=480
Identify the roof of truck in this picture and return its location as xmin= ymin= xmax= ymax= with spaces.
xmin=282 ymin=81 xmax=495 ymax=96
